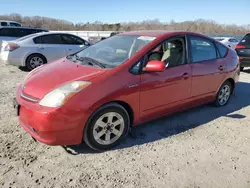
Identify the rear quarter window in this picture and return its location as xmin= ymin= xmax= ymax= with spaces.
xmin=215 ymin=42 xmax=228 ymax=58
xmin=33 ymin=36 xmax=43 ymax=44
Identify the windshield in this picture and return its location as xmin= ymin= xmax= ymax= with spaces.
xmin=71 ymin=35 xmax=156 ymax=68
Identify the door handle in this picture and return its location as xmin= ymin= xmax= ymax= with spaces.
xmin=68 ymin=48 xmax=72 ymax=51
xmin=218 ymin=65 xmax=225 ymax=71
xmin=181 ymin=72 xmax=189 ymax=79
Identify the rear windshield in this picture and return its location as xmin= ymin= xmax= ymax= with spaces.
xmin=240 ymin=34 xmax=250 ymax=45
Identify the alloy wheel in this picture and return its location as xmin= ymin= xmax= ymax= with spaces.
xmin=30 ymin=56 xmax=44 ymax=69
xmin=218 ymin=85 xmax=231 ymax=106
xmin=93 ymin=112 xmax=125 ymax=145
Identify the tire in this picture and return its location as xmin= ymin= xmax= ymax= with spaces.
xmin=240 ymin=67 xmax=244 ymax=71
xmin=214 ymin=81 xmax=232 ymax=107
xmin=84 ymin=103 xmax=130 ymax=151
xmin=26 ymin=54 xmax=47 ymax=71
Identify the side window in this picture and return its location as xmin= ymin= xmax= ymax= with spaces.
xmin=189 ymin=36 xmax=217 ymax=63
xmin=1 ymin=22 xmax=8 ymax=26
xmin=40 ymin=34 xmax=62 ymax=44
xmin=18 ymin=29 xmax=33 ymax=37
xmin=215 ymin=42 xmax=228 ymax=58
xmin=130 ymin=61 xmax=141 ymax=74
xmin=61 ymin=34 xmax=85 ymax=45
xmin=9 ymin=22 xmax=21 ymax=27
xmin=33 ymin=36 xmax=43 ymax=44
xmin=146 ymin=37 xmax=186 ymax=68
xmin=0 ymin=28 xmax=18 ymax=37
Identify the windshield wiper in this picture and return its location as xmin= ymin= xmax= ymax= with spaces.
xmin=67 ymin=55 xmax=106 ymax=68
xmin=79 ymin=57 xmax=106 ymax=68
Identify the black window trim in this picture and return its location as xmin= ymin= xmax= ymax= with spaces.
xmin=187 ymin=34 xmax=219 ymax=64
xmin=129 ymin=34 xmax=190 ymax=75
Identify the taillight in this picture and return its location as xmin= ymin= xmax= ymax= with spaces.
xmin=235 ymin=44 xmax=245 ymax=49
xmin=4 ymin=43 xmax=20 ymax=51
xmin=239 ymin=57 xmax=244 ymax=60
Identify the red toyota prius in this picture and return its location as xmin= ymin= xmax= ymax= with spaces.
xmin=14 ymin=31 xmax=240 ymax=150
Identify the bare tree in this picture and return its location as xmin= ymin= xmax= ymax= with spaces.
xmin=0 ymin=13 xmax=249 ymax=35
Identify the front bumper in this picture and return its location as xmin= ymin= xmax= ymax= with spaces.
xmin=15 ymin=86 xmax=88 ymax=146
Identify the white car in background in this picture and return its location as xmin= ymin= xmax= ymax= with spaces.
xmin=0 ymin=32 xmax=90 ymax=70
xmin=0 ymin=20 xmax=22 ymax=27
xmin=214 ymin=37 xmax=239 ymax=49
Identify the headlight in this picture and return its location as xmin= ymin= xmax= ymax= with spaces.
xmin=39 ymin=81 xmax=91 ymax=107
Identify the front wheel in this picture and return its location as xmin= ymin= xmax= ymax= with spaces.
xmin=214 ymin=81 xmax=232 ymax=107
xmin=84 ymin=103 xmax=130 ymax=150
xmin=26 ymin=54 xmax=46 ymax=71
xmin=240 ymin=67 xmax=244 ymax=71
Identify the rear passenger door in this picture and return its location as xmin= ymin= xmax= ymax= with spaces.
xmin=60 ymin=34 xmax=88 ymax=55
xmin=188 ymin=35 xmax=226 ymax=97
xmin=34 ymin=34 xmax=67 ymax=62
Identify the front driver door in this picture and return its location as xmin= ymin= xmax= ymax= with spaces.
xmin=139 ymin=35 xmax=192 ymax=119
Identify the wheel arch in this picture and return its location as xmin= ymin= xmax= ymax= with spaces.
xmin=226 ymin=78 xmax=235 ymax=93
xmin=216 ymin=78 xmax=235 ymax=95
xmin=24 ymin=53 xmax=47 ymax=67
xmin=82 ymin=100 xmax=134 ymax=147
xmin=86 ymin=100 xmax=134 ymax=128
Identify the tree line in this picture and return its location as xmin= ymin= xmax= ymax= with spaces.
xmin=1 ymin=13 xmax=249 ymax=35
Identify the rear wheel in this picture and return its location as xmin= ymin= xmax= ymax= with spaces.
xmin=26 ymin=54 xmax=46 ymax=71
xmin=214 ymin=81 xmax=232 ymax=107
xmin=84 ymin=103 xmax=130 ymax=150
xmin=240 ymin=67 xmax=244 ymax=71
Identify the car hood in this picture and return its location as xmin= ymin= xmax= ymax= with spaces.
xmin=22 ymin=58 xmax=107 ymax=99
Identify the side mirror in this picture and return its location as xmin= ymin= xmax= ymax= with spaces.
xmin=143 ymin=60 xmax=165 ymax=72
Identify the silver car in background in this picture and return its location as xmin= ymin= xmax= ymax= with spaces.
xmin=214 ymin=37 xmax=239 ymax=49
xmin=0 ymin=32 xmax=90 ymax=70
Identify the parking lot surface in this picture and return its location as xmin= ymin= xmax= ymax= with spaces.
xmin=0 ymin=64 xmax=250 ymax=188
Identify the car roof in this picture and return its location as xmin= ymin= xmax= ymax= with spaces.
xmin=0 ymin=26 xmax=47 ymax=30
xmin=33 ymin=32 xmax=79 ymax=36
xmin=118 ymin=30 xmax=204 ymax=38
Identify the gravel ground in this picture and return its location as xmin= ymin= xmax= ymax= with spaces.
xmin=0 ymin=63 xmax=250 ymax=188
